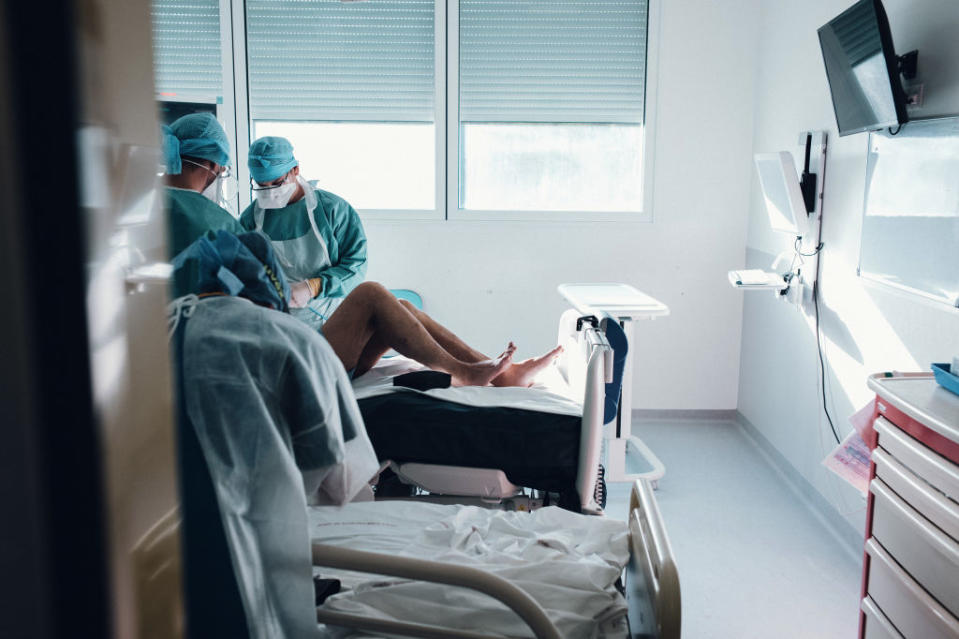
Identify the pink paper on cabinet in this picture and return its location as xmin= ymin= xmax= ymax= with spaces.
xmin=849 ymin=399 xmax=877 ymax=444
xmin=822 ymin=430 xmax=871 ymax=495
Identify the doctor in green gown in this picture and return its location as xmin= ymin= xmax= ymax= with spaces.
xmin=239 ymin=136 xmax=367 ymax=330
xmin=163 ymin=113 xmax=242 ymax=257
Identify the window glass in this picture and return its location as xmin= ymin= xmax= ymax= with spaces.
xmin=461 ymin=123 xmax=643 ymax=212
xmin=458 ymin=0 xmax=649 ymax=213
xmin=246 ymin=0 xmax=436 ymax=210
xmin=252 ymin=121 xmax=434 ymax=210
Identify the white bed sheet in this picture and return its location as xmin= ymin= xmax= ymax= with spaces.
xmin=310 ymin=501 xmax=629 ymax=639
xmin=351 ymin=356 xmax=583 ymax=417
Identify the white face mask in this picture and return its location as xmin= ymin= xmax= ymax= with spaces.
xmin=184 ymin=158 xmax=234 ymax=206
xmin=202 ymin=178 xmax=219 ymax=203
xmin=254 ymin=179 xmax=297 ymax=209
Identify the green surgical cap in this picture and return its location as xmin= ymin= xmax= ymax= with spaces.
xmin=163 ymin=113 xmax=231 ymax=175
xmin=248 ymin=136 xmax=298 ymax=183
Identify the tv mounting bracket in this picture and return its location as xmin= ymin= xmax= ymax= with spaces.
xmin=898 ymin=50 xmax=918 ymax=80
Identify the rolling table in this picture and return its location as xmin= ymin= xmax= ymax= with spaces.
xmin=558 ymin=283 xmax=670 ymax=484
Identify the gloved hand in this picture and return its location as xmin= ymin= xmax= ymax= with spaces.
xmin=289 ymin=281 xmax=314 ymax=308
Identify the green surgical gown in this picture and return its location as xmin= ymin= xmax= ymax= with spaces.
xmin=239 ymin=188 xmax=367 ymax=300
xmin=166 ymin=187 xmax=243 ymax=258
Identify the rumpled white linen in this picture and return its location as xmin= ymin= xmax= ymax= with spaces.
xmin=351 ymin=356 xmax=583 ymax=417
xmin=310 ymin=501 xmax=630 ymax=638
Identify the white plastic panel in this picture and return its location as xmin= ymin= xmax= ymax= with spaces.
xmin=394 ymin=463 xmax=519 ymax=499
xmin=753 ymin=151 xmax=807 ymax=236
xmin=859 ymin=117 xmax=959 ymax=307
xmin=575 ymin=328 xmax=607 ymax=513
xmin=557 ymin=283 xmax=669 ymax=318
xmin=868 ymin=374 xmax=959 ymax=447
xmin=862 ymin=596 xmax=905 ymax=639
xmin=876 ymin=417 xmax=959 ymax=502
xmin=865 ymin=538 xmax=959 ymax=639
xmin=870 ymin=479 xmax=959 ymax=619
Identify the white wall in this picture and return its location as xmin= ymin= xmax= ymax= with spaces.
xmin=364 ymin=0 xmax=761 ymax=410
xmin=739 ymin=0 xmax=959 ymax=535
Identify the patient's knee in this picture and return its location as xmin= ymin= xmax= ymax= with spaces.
xmin=352 ymin=281 xmax=390 ymax=304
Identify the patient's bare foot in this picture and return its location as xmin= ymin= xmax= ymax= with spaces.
xmin=451 ymin=344 xmax=516 ymax=387
xmin=492 ymin=345 xmax=563 ymax=387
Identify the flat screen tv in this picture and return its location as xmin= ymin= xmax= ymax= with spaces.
xmin=818 ymin=0 xmax=908 ymax=136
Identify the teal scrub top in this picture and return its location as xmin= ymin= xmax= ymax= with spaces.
xmin=239 ymin=188 xmax=367 ymax=300
xmin=166 ymin=187 xmax=243 ymax=258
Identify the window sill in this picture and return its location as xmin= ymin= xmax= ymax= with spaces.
xmin=357 ymin=209 xmax=653 ymax=223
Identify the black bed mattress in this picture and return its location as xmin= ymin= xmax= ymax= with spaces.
xmin=358 ymin=392 xmax=582 ymax=501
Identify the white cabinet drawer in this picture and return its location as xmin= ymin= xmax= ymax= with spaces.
xmin=875 ymin=417 xmax=959 ymax=502
xmin=865 ymin=538 xmax=959 ymax=639
xmin=862 ymin=596 xmax=904 ymax=639
xmin=870 ymin=479 xmax=959 ymax=619
xmin=874 ymin=448 xmax=959 ymax=542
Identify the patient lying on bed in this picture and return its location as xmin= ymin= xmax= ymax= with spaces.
xmin=320 ymin=280 xmax=563 ymax=387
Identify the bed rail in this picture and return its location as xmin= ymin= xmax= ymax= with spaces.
xmin=312 ymin=543 xmax=563 ymax=639
xmin=626 ymin=479 xmax=681 ymax=639
xmin=575 ymin=324 xmax=612 ymax=513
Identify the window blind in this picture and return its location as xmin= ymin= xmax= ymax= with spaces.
xmin=246 ymin=0 xmax=435 ymax=122
xmin=151 ymin=0 xmax=223 ymax=96
xmin=459 ymin=0 xmax=648 ymax=124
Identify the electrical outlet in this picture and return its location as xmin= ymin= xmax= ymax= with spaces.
xmin=906 ymin=83 xmax=924 ymax=107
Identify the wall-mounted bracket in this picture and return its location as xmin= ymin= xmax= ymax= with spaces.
xmin=797 ymin=130 xmax=826 ymax=221
xmin=898 ymin=50 xmax=918 ymax=80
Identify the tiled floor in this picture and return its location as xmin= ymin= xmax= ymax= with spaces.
xmin=603 ymin=418 xmax=862 ymax=639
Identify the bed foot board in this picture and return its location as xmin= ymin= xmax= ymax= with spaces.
xmin=605 ymin=435 xmax=666 ymax=486
xmin=626 ymin=479 xmax=681 ymax=639
xmin=312 ymin=543 xmax=563 ymax=639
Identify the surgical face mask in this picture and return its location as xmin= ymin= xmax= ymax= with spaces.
xmin=254 ymin=177 xmax=297 ymax=209
xmin=184 ymin=158 xmax=234 ymax=204
xmin=201 ymin=176 xmax=219 ymax=202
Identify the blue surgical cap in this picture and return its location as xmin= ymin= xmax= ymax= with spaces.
xmin=162 ymin=113 xmax=231 ymax=175
xmin=248 ymin=136 xmax=298 ymax=183
xmin=172 ymin=230 xmax=290 ymax=312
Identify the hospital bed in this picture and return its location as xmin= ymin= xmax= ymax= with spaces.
xmin=171 ymin=303 xmax=679 ymax=639
xmin=354 ymin=308 xmax=625 ymax=514
xmin=310 ymin=478 xmax=680 ymax=639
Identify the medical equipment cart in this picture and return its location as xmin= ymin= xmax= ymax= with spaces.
xmin=859 ymin=373 xmax=959 ymax=639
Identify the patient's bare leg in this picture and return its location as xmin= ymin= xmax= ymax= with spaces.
xmin=397 ymin=299 xmax=562 ymax=387
xmin=396 ymin=299 xmax=489 ymax=362
xmin=352 ymin=331 xmax=391 ymax=377
xmin=322 ymin=282 xmax=514 ymax=385
xmin=490 ymin=345 xmax=564 ymax=388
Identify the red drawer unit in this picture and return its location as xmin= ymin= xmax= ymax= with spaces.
xmin=859 ymin=374 xmax=959 ymax=639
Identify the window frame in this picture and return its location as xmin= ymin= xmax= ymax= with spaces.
xmin=446 ymin=0 xmax=660 ymax=223
xmin=224 ymin=0 xmax=659 ymax=222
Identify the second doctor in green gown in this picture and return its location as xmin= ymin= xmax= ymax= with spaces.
xmin=239 ymin=136 xmax=367 ymax=330
xmin=163 ymin=113 xmax=242 ymax=257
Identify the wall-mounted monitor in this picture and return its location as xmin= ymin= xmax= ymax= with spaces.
xmin=818 ymin=0 xmax=908 ymax=137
